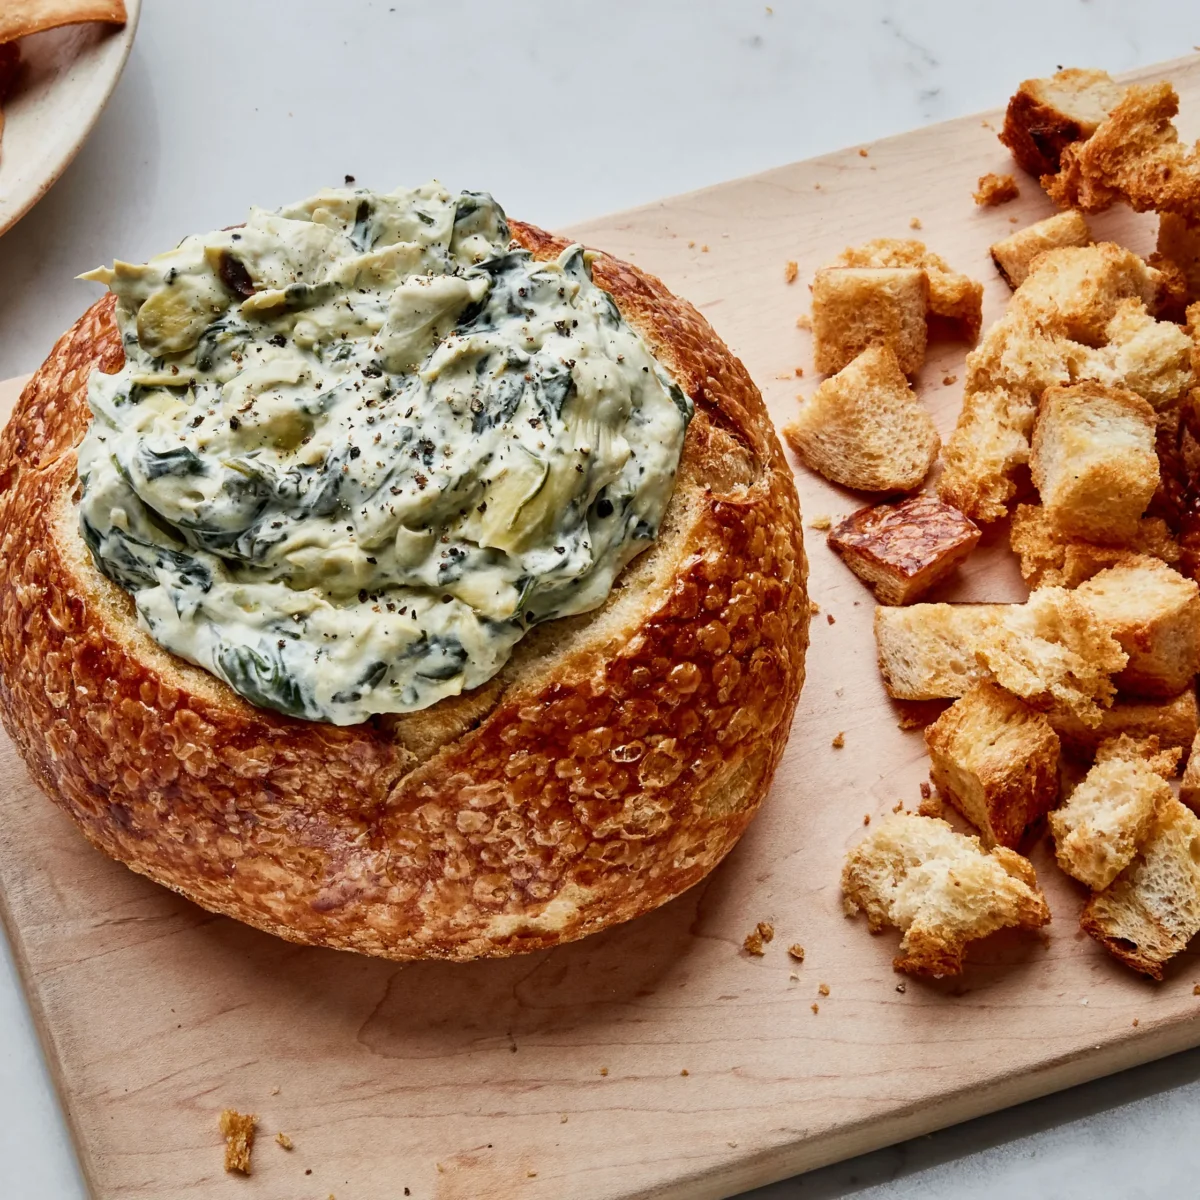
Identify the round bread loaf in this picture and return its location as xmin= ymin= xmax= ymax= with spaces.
xmin=0 ymin=220 xmax=808 ymax=960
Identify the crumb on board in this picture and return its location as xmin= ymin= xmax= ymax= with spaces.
xmin=1194 ymin=984 xmax=1200 ymax=996
xmin=219 ymin=1110 xmax=257 ymax=1175
xmin=981 ymin=119 xmax=994 ymax=130
xmin=863 ymin=813 xmax=871 ymax=825
xmin=788 ymin=944 xmax=806 ymax=962
xmin=681 ymin=1068 xmax=690 ymax=1076
xmin=701 ymin=244 xmax=710 ymax=253
xmin=599 ymin=1066 xmax=609 ymax=1076
xmin=561 ymin=1114 xmax=569 ymax=1123
xmin=892 ymin=800 xmax=905 ymax=813
xmin=796 ymin=312 xmax=812 ymax=330
xmin=785 ymin=260 xmax=799 ymax=284
xmin=973 ymin=172 xmax=1020 ymax=206
xmin=827 ymin=613 xmax=836 ymax=626
xmin=269 ymin=1086 xmax=280 ymax=1096
xmin=807 ymin=513 xmax=832 ymax=530
xmin=909 ymin=217 xmax=922 ymax=230
xmin=920 ymin=781 xmax=932 ymax=800
xmin=275 ymin=1132 xmax=294 ymax=1151
xmin=896 ymin=981 xmax=907 ymax=993
xmin=858 ymin=148 xmax=869 ymax=157
xmin=528 ymin=1171 xmax=538 ymax=1178
xmin=789 ymin=971 xmax=800 ymax=981
xmin=776 ymin=371 xmax=793 ymax=380
xmin=943 ymin=374 xmax=958 ymax=386
xmin=795 ymin=365 xmax=804 ymax=377
xmin=1009 ymin=215 xmax=1019 ymax=223
xmin=743 ymin=920 xmax=775 ymax=956
xmin=818 ymin=983 xmax=831 ymax=996
xmin=811 ymin=1003 xmax=820 ymax=1014
xmin=1132 ymin=1018 xmax=1140 ymax=1027
xmin=831 ymin=732 xmax=845 ymax=748
xmin=688 ymin=240 xmax=695 ymax=248
xmin=918 ymin=793 xmax=943 ymax=817
xmin=809 ymin=600 xmax=821 ymax=615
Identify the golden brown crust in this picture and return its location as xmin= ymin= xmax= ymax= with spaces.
xmin=0 ymin=223 xmax=809 ymax=960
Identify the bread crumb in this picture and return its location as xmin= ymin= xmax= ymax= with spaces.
xmin=688 ymin=240 xmax=695 ymax=248
xmin=788 ymin=943 xmax=805 ymax=962
xmin=863 ymin=813 xmax=871 ymax=825
xmin=818 ymin=983 xmax=830 ymax=996
xmin=269 ymin=1086 xmax=280 ymax=1096
xmin=918 ymin=794 xmax=943 ymax=817
xmin=561 ymin=1114 xmax=568 ymax=1123
xmin=1194 ymin=984 xmax=1200 ymax=996
xmin=807 ymin=513 xmax=832 ymax=530
xmin=811 ymin=1002 xmax=820 ymax=1014
xmin=527 ymin=1171 xmax=538 ymax=1178
xmin=680 ymin=1068 xmax=689 ymax=1076
xmin=826 ymin=614 xmax=836 ymax=627
xmin=275 ymin=1132 xmax=293 ymax=1151
xmin=219 ymin=1110 xmax=257 ymax=1175
xmin=981 ymin=119 xmax=994 ymax=130
xmin=701 ymin=244 xmax=710 ymax=253
xmin=758 ymin=920 xmax=775 ymax=942
xmin=942 ymin=374 xmax=958 ymax=386
xmin=796 ymin=313 xmax=812 ymax=330
xmin=910 ymin=217 xmax=922 ymax=230
xmin=809 ymin=599 xmax=820 ymax=615
xmin=743 ymin=929 xmax=765 ymax=955
xmin=858 ymin=148 xmax=869 ymax=157
xmin=795 ymin=366 xmax=804 ymax=377
xmin=785 ymin=260 xmax=799 ymax=284
xmin=599 ymin=1066 xmax=609 ymax=1076
xmin=920 ymin=781 xmax=932 ymax=800
xmin=1132 ymin=1018 xmax=1140 ymax=1027
xmin=831 ymin=732 xmax=845 ymax=748
xmin=973 ymin=172 xmax=1020 ymax=206
xmin=892 ymin=800 xmax=905 ymax=813
xmin=789 ymin=971 xmax=800 ymax=981
xmin=896 ymin=981 xmax=907 ymax=993
xmin=1009 ymin=215 xmax=1019 ymax=223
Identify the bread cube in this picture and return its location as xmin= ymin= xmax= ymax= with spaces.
xmin=1095 ymin=732 xmax=1183 ymax=779
xmin=1091 ymin=298 xmax=1195 ymax=413
xmin=1030 ymin=382 xmax=1158 ymax=545
xmin=925 ymin=683 xmax=1060 ymax=848
xmin=1158 ymin=213 xmax=1200 ymax=304
xmin=783 ymin=345 xmax=938 ymax=492
xmin=830 ymin=238 xmax=983 ymax=342
xmin=842 ymin=813 xmax=1050 ymax=977
xmin=990 ymin=211 xmax=1093 ymax=290
xmin=874 ymin=603 xmax=1006 ymax=699
xmin=1000 ymin=68 xmax=1125 ymax=176
xmin=974 ymin=587 xmax=1126 ymax=726
xmin=828 ymin=495 xmax=981 ymax=605
xmin=973 ymin=172 xmax=1020 ymax=207
xmin=1051 ymin=755 xmax=1169 ymax=890
xmin=1048 ymin=689 xmax=1199 ymax=759
xmin=811 ymin=267 xmax=929 ymax=375
xmin=1081 ymin=796 xmax=1200 ymax=979
xmin=1076 ymin=556 xmax=1200 ymax=697
xmin=1178 ymin=730 xmax=1200 ymax=813
xmin=1010 ymin=503 xmax=1180 ymax=589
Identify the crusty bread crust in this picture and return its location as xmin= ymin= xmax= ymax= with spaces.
xmin=0 ymin=222 xmax=809 ymax=960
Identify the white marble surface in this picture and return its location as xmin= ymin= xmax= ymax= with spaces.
xmin=0 ymin=1 xmax=1199 ymax=1195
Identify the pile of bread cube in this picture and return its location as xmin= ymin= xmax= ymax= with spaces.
xmin=786 ymin=67 xmax=1200 ymax=980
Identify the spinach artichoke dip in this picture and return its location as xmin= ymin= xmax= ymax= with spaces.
xmin=77 ymin=184 xmax=692 ymax=725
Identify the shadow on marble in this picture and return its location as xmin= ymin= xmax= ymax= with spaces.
xmin=743 ymin=1044 xmax=1200 ymax=1197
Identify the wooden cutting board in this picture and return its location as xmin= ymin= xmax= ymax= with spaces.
xmin=3 ymin=53 xmax=1200 ymax=1200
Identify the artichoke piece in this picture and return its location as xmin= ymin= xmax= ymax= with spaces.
xmin=464 ymin=444 xmax=550 ymax=554
xmin=136 ymin=272 xmax=231 ymax=357
xmin=379 ymin=274 xmax=490 ymax=374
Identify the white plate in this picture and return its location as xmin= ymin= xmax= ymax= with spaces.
xmin=0 ymin=0 xmax=140 ymax=236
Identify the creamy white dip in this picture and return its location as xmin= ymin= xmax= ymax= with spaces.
xmin=78 ymin=184 xmax=690 ymax=724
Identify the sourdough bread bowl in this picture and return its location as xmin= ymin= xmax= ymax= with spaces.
xmin=0 ymin=204 xmax=808 ymax=960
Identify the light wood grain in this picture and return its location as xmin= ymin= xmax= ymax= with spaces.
xmin=3 ymin=54 xmax=1200 ymax=1200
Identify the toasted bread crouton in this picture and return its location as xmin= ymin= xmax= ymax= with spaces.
xmin=1010 ymin=504 xmax=1180 ymax=589
xmin=990 ymin=211 xmax=1093 ymax=290
xmin=1158 ymin=214 xmax=1200 ymax=304
xmin=783 ymin=346 xmax=938 ymax=492
xmin=220 ymin=1109 xmax=257 ymax=1175
xmin=830 ymin=238 xmax=984 ymax=341
xmin=1075 ymin=556 xmax=1200 ymax=697
xmin=1086 ymin=300 xmax=1195 ymax=413
xmin=1049 ymin=689 xmax=1199 ymax=759
xmin=1146 ymin=252 xmax=1190 ymax=323
xmin=842 ymin=813 xmax=1051 ymax=976
xmin=1045 ymin=82 xmax=1200 ymax=223
xmin=828 ymin=495 xmax=981 ymax=605
xmin=999 ymin=68 xmax=1125 ymax=177
xmin=937 ymin=386 xmax=1037 ymax=523
xmin=1010 ymin=244 xmax=1167 ymax=344
xmin=1051 ymin=755 xmax=1169 ymax=890
xmin=1095 ymin=733 xmax=1182 ymax=780
xmin=974 ymin=172 xmax=1020 ymax=207
xmin=925 ymin=683 xmax=1060 ymax=848
xmin=874 ymin=603 xmax=1006 ymax=699
xmin=1030 ymin=382 xmax=1159 ymax=544
xmin=974 ymin=587 xmax=1126 ymax=725
xmin=1179 ymin=731 xmax=1200 ymax=813
xmin=811 ymin=267 xmax=929 ymax=375
xmin=1081 ymin=795 xmax=1200 ymax=979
